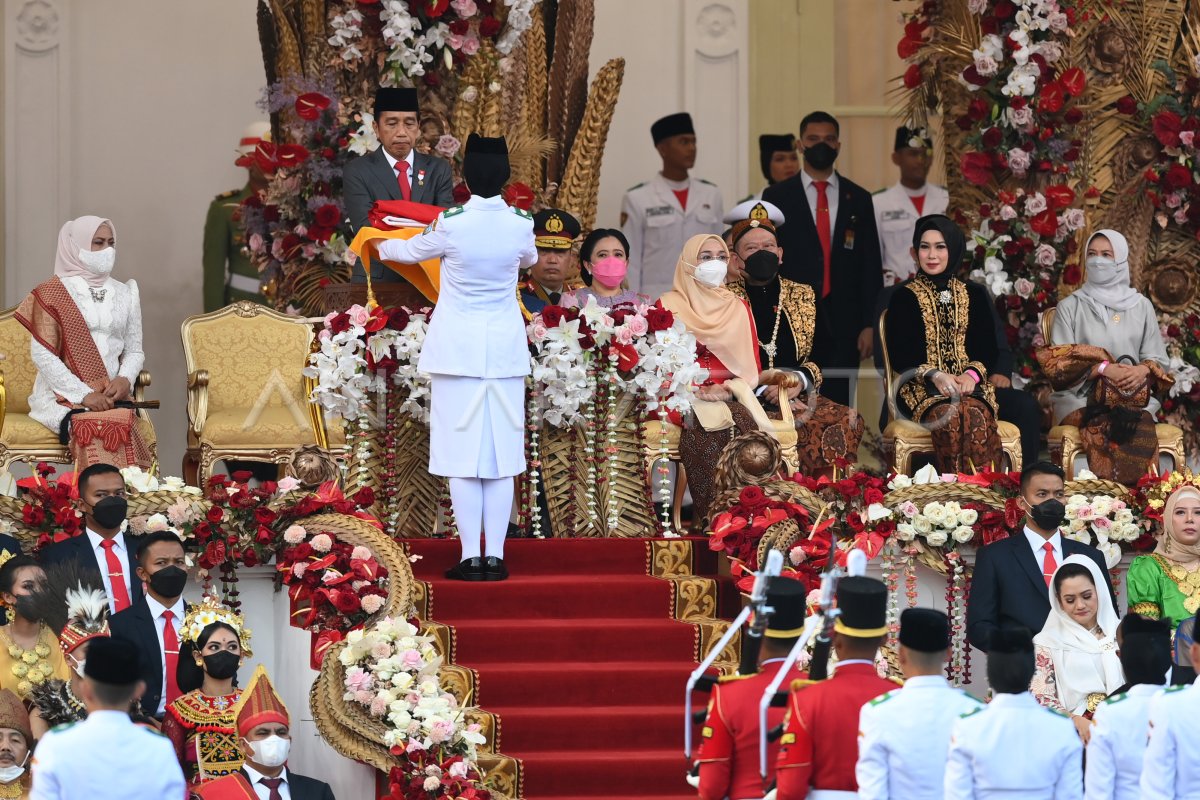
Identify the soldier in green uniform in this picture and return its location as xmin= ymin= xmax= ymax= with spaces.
xmin=202 ymin=122 xmax=270 ymax=312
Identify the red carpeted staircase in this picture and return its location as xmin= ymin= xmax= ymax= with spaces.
xmin=407 ymin=537 xmax=739 ymax=800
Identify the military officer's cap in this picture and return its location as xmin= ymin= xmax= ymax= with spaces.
xmin=898 ymin=607 xmax=950 ymax=652
xmin=83 ymin=637 xmax=140 ymax=686
xmin=235 ymin=121 xmax=271 ymax=167
xmin=375 ymin=87 xmax=419 ymax=118
xmin=895 ymin=125 xmax=933 ymax=152
xmin=763 ymin=578 xmax=809 ymax=638
xmin=726 ymin=200 xmax=786 ymax=247
xmin=833 ymin=577 xmax=888 ymax=638
xmin=651 ymin=112 xmax=695 ymax=145
xmin=759 ymin=134 xmax=796 ymax=182
xmin=533 ymin=208 xmax=581 ymax=251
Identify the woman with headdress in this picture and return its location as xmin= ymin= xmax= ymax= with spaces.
xmin=14 ymin=217 xmax=150 ymax=470
xmin=1040 ymin=229 xmax=1171 ymax=483
xmin=0 ymin=556 xmax=68 ymax=704
xmin=1031 ymin=556 xmax=1124 ymax=742
xmin=29 ymin=584 xmax=110 ymax=739
xmin=161 ymin=597 xmax=251 ymax=785
xmin=1128 ymin=482 xmax=1200 ymax=632
xmin=884 ymin=214 xmax=1002 ymax=473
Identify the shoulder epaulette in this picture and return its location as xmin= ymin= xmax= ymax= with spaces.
xmin=1103 ymin=692 xmax=1129 ymax=706
xmin=215 ymin=189 xmax=239 ymax=200
xmin=443 ymin=205 xmax=466 ymax=217
xmin=717 ymin=672 xmax=755 ymax=684
xmin=627 ymin=182 xmax=646 ymax=191
xmin=511 ymin=206 xmax=532 ymax=219
xmin=959 ymin=706 xmax=985 ymax=720
xmin=698 ymin=178 xmax=716 ymax=186
xmin=1164 ymin=684 xmax=1188 ymax=694
xmin=868 ymin=689 xmax=900 ymax=706
xmin=790 ymin=678 xmax=818 ymax=692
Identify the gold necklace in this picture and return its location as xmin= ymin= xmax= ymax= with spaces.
xmin=0 ymin=778 xmax=23 ymax=798
xmin=0 ymin=625 xmax=54 ymax=697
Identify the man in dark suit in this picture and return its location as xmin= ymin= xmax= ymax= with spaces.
xmin=344 ymin=87 xmax=455 ymax=284
xmin=191 ymin=665 xmax=335 ymax=799
xmin=967 ymin=461 xmax=1119 ymax=652
xmin=40 ymin=463 xmax=143 ymax=614
xmin=109 ymin=530 xmax=190 ymax=721
xmin=763 ymin=111 xmax=883 ymax=406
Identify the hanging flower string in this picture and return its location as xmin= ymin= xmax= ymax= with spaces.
xmin=656 ymin=403 xmax=673 ymax=535
xmin=881 ymin=540 xmax=901 ymax=650
xmin=525 ymin=380 xmax=544 ymax=539
xmin=604 ymin=351 xmax=621 ymax=532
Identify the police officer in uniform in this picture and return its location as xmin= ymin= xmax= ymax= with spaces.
xmin=30 ymin=637 xmax=185 ymax=799
xmin=872 ymin=127 xmax=949 ymax=287
xmin=519 ymin=208 xmax=583 ymax=320
xmin=695 ymin=579 xmax=808 ymax=800
xmin=1141 ymin=610 xmax=1200 ymax=800
xmin=621 ymin=112 xmax=724 ymax=300
xmin=857 ymin=608 xmax=983 ymax=800
xmin=202 ymin=122 xmax=271 ymax=312
xmin=943 ymin=627 xmax=1082 ymax=800
xmin=775 ymin=577 xmax=897 ymax=800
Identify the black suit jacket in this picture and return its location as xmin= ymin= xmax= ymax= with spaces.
xmin=110 ymin=597 xmax=191 ymax=718
xmin=40 ymin=531 xmax=145 ymax=608
xmin=0 ymin=535 xmax=20 ymax=625
xmin=343 ymin=147 xmax=455 ymax=283
xmin=966 ymin=532 xmax=1120 ymax=652
xmin=762 ymin=172 xmax=883 ymax=369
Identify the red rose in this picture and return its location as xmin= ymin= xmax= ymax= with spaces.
xmin=242 ymin=548 xmax=259 ymax=568
xmin=262 ymin=205 xmax=281 ymax=223
xmin=353 ymin=487 xmax=376 ymax=507
xmin=1154 ymin=111 xmax=1183 ymax=148
xmin=968 ymin=97 xmax=989 ymax=122
xmin=295 ymin=92 xmax=331 ymax=121
xmin=328 ymin=312 xmax=351 ymax=335
xmin=386 ymin=308 xmax=411 ymax=330
xmin=480 ymin=15 xmax=502 ymax=37
xmin=539 ymin=305 xmax=566 ymax=328
xmin=903 ymin=63 xmax=923 ymax=89
xmin=280 ymin=234 xmax=303 ymax=258
xmin=1064 ymin=107 xmax=1083 ymax=125
xmin=206 ymin=507 xmax=224 ymax=524
xmin=452 ymin=181 xmax=471 ymax=204
xmin=863 ymin=487 xmax=884 ymax=506
xmin=1029 ymin=209 xmax=1060 ymax=238
xmin=314 ymin=204 xmax=341 ymax=228
xmin=898 ymin=37 xmax=922 ymax=59
xmin=331 ymin=590 xmax=362 ymax=615
xmin=1060 ymin=66 xmax=1086 ymax=97
xmin=449 ymin=18 xmax=468 ymax=35
xmin=423 ymin=71 xmax=441 ymax=88
xmin=835 ymin=478 xmax=860 ymax=498
xmin=994 ymin=0 xmax=1015 ymax=18
xmin=981 ymin=127 xmax=1002 ymax=149
xmin=1116 ymin=95 xmax=1138 ymax=115
xmin=1044 ymin=184 xmax=1075 ymax=211
xmin=645 ymin=306 xmax=673 ymax=332
xmin=1037 ymin=82 xmax=1065 ymax=113
xmin=307 ymin=226 xmax=334 ymax=244
xmin=738 ymin=485 xmax=767 ymax=508
xmin=22 ymin=506 xmax=45 ymax=527
xmin=231 ymin=470 xmax=254 ymax=483
xmin=1166 ymin=163 xmax=1194 ymax=190
xmin=1062 ymin=262 xmax=1083 ymax=285
xmin=959 ymin=152 xmax=994 ymax=187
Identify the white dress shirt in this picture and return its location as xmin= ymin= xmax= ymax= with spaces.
xmin=381 ymin=147 xmax=415 ymax=193
xmin=1024 ymin=527 xmax=1063 ymax=575
xmin=801 ymin=170 xmax=840 ymax=232
xmin=857 ymin=674 xmax=984 ymax=800
xmin=1141 ymin=679 xmax=1200 ymax=800
xmin=146 ymin=594 xmax=185 ymax=716
xmin=86 ymin=529 xmax=132 ymax=614
xmin=242 ymin=763 xmax=292 ymax=800
xmin=1087 ymin=683 xmax=1162 ymax=800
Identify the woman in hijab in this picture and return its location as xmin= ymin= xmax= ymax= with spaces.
xmin=1031 ymin=555 xmax=1124 ymax=743
xmin=1127 ymin=483 xmax=1200 ymax=631
xmin=1042 ymin=229 xmax=1171 ymax=482
xmin=884 ymin=214 xmax=1001 ymax=473
xmin=15 ymin=217 xmax=150 ymax=469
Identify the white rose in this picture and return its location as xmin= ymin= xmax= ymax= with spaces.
xmin=913 ymin=518 xmax=933 ymax=535
xmin=926 ymin=531 xmax=949 ymax=547
xmin=145 ymin=513 xmax=169 ymax=533
xmin=895 ymin=523 xmax=917 ymax=541
xmin=957 ymin=508 xmax=979 ymax=526
xmin=953 ymin=526 xmax=975 ymax=544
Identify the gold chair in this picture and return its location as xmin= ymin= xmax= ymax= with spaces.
xmin=182 ymin=302 xmax=341 ymax=485
xmin=1042 ymin=306 xmax=1185 ymax=478
xmin=879 ymin=309 xmax=1022 ymax=474
xmin=0 ymin=306 xmax=155 ymax=470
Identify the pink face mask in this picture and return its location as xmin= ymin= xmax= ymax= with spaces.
xmin=591 ymin=256 xmax=628 ymax=289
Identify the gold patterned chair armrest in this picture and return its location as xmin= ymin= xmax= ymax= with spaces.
xmin=186 ymin=369 xmax=209 ymax=438
xmin=0 ymin=372 xmax=6 ymax=439
xmin=134 ymin=369 xmax=151 ymax=402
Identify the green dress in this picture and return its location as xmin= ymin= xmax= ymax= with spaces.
xmin=1127 ymin=553 xmax=1200 ymax=628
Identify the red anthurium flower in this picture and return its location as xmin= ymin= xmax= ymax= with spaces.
xmin=708 ymin=512 xmax=748 ymax=551
xmin=254 ymin=141 xmax=279 ymax=174
xmin=502 ymin=182 xmax=535 ymax=210
xmin=295 ymin=92 xmax=331 ymax=121
xmin=1029 ymin=209 xmax=1060 ymax=238
xmin=1059 ymin=66 xmax=1086 ymax=97
xmin=277 ymin=144 xmax=310 ymax=169
xmin=1044 ymin=184 xmax=1075 ymax=211
xmin=314 ymin=480 xmax=345 ymax=505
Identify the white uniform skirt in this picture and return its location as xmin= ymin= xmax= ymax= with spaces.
xmin=428 ymin=374 xmax=526 ymax=479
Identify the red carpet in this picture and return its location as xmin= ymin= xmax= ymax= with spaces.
xmin=407 ymin=537 xmax=730 ymax=800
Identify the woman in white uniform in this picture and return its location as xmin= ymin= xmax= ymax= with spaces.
xmin=376 ymin=134 xmax=537 ymax=581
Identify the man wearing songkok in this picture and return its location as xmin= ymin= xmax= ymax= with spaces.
xmin=696 ymin=579 xmax=808 ymax=800
xmin=873 ymin=126 xmax=949 ymax=287
xmin=1141 ymin=609 xmax=1200 ymax=800
xmin=775 ymin=576 xmax=896 ymax=800
xmin=0 ymin=690 xmax=32 ymax=798
xmin=857 ymin=608 xmax=982 ymax=800
xmin=345 ymin=87 xmax=455 ymax=284
xmin=30 ymin=637 xmax=184 ymax=799
xmin=621 ymin=112 xmax=724 ymax=298
xmin=944 ymin=627 xmax=1082 ymax=800
xmin=203 ymin=121 xmax=271 ymax=311
xmin=1087 ymin=614 xmax=1170 ymax=800
xmin=518 ymin=208 xmax=583 ymax=320
xmin=190 ymin=665 xmax=334 ymax=800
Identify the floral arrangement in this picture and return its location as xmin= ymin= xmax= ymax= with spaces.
xmin=709 ymin=486 xmax=815 ymax=569
xmin=18 ymin=464 xmax=81 ymax=553
xmin=339 ymin=617 xmax=489 ymax=800
xmin=792 ymin=467 xmax=894 ymax=560
xmin=278 ymin=524 xmax=389 ymax=635
xmin=1062 ymin=491 xmax=1143 ymax=568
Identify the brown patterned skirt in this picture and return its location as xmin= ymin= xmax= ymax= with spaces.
xmin=921 ymin=396 xmax=1002 ymax=474
xmin=1060 ymin=406 xmax=1157 ymax=485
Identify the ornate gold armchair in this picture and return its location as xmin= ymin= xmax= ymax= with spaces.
xmin=0 ymin=306 xmax=155 ymax=470
xmin=879 ymin=309 xmax=1022 ymax=474
xmin=1041 ymin=306 xmax=1184 ymax=478
xmin=182 ymin=302 xmax=342 ymax=485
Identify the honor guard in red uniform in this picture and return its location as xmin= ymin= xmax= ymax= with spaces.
xmin=696 ymin=579 xmax=809 ymax=800
xmin=775 ymin=576 xmax=896 ymax=800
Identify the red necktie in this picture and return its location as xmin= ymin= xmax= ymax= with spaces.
xmin=395 ymin=162 xmax=411 ymax=201
xmin=100 ymin=539 xmax=131 ymax=612
xmin=1041 ymin=542 xmax=1057 ymax=587
xmin=261 ymin=777 xmax=284 ymax=800
xmin=162 ymin=610 xmax=180 ymax=704
xmin=813 ymin=180 xmax=832 ymax=298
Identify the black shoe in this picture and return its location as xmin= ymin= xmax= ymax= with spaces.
xmin=445 ymin=557 xmax=485 ymax=581
xmin=483 ymin=556 xmax=509 ymax=581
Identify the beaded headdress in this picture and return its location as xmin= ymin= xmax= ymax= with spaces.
xmin=59 ymin=584 xmax=110 ymax=656
xmin=181 ymin=595 xmax=253 ymax=657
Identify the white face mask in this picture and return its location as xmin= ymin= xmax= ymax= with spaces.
xmin=1084 ymin=255 xmax=1125 ymax=287
xmin=0 ymin=754 xmax=28 ymax=783
xmin=78 ymin=246 xmax=116 ymax=275
xmin=69 ymin=656 xmax=85 ymax=679
xmin=693 ymin=260 xmax=728 ymax=288
xmin=248 ymin=735 xmax=290 ymax=768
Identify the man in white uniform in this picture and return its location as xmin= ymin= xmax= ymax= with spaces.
xmin=873 ymin=126 xmax=949 ymax=286
xmin=944 ymin=627 xmax=1082 ymax=800
xmin=857 ymin=608 xmax=983 ymax=800
xmin=375 ymin=134 xmax=536 ymax=582
xmin=621 ymin=112 xmax=724 ymax=300
xmin=1141 ymin=611 xmax=1200 ymax=800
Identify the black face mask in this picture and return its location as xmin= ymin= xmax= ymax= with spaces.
xmin=203 ymin=651 xmax=240 ymax=680
xmin=803 ymin=142 xmax=838 ymax=171
xmin=743 ymin=250 xmax=781 ymax=282
xmin=148 ymin=566 xmax=188 ymax=599
xmin=12 ymin=596 xmax=36 ymax=622
xmin=90 ymin=496 xmax=127 ymax=530
xmin=1027 ymin=498 xmax=1066 ymax=531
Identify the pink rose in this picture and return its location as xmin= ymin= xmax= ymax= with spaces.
xmin=248 ymin=233 xmax=264 ymax=252
xmin=1093 ymin=517 xmax=1112 ymax=530
xmin=1034 ymin=244 xmax=1057 ymax=267
xmin=450 ymin=0 xmax=477 ymax=16
xmin=1024 ymin=193 xmax=1047 ymax=216
xmin=346 ymin=666 xmax=374 ymax=692
xmin=1183 ymin=131 xmax=1196 ymax=148
xmin=449 ymin=761 xmax=470 ymax=779
xmin=318 ymin=328 xmax=331 ymax=341
xmin=277 ymin=476 xmax=301 ymax=493
xmin=347 ymin=306 xmax=371 ymax=328
xmin=434 ymin=134 xmax=461 ymax=158
xmin=998 ymin=205 xmax=1017 ymax=221
xmin=353 ymin=690 xmax=373 ymax=705
xmin=1167 ymin=191 xmax=1184 ymax=209
xmin=401 ymin=648 xmax=425 ymax=669
xmin=1061 ymin=208 xmax=1086 ymax=231
xmin=1175 ymin=207 xmax=1190 ymax=225
xmin=461 ymin=33 xmax=480 ymax=55
xmin=1015 ymin=277 xmax=1035 ymax=298
xmin=429 ymin=720 xmax=456 ymax=743
xmin=1047 ymin=11 xmax=1069 ymax=32
xmin=529 ymin=322 xmax=548 ymax=342
xmin=615 ymin=326 xmax=634 ymax=345
xmin=1008 ymin=148 xmax=1032 ymax=175
xmin=626 ymin=315 xmax=649 ymax=336
xmin=448 ymin=33 xmax=464 ymax=50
